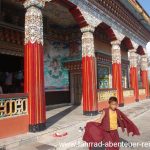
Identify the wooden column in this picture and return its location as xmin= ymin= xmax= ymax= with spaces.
xmin=111 ymin=40 xmax=124 ymax=106
xmin=129 ymin=49 xmax=139 ymax=101
xmin=141 ymin=55 xmax=149 ymax=98
xmin=81 ymin=26 xmax=98 ymax=116
xmin=24 ymin=2 xmax=46 ymax=132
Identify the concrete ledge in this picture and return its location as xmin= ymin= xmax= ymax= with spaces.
xmin=0 ymin=115 xmax=29 ymax=139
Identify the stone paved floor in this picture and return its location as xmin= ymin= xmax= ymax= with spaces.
xmin=1 ymin=99 xmax=150 ymax=150
xmin=119 ymin=110 xmax=150 ymax=150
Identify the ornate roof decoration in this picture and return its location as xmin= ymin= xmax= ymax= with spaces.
xmin=12 ymin=0 xmax=150 ymax=46
xmin=131 ymin=40 xmax=139 ymax=49
xmin=80 ymin=8 xmax=102 ymax=27
xmin=112 ymin=29 xmax=125 ymax=42
xmin=128 ymin=0 xmax=150 ymax=25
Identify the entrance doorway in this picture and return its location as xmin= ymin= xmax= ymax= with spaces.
xmin=70 ymin=72 xmax=82 ymax=105
xmin=0 ymin=54 xmax=24 ymax=94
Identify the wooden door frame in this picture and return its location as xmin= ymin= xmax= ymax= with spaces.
xmin=70 ymin=71 xmax=82 ymax=105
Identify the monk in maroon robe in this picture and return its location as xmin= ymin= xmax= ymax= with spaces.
xmin=83 ymin=97 xmax=140 ymax=150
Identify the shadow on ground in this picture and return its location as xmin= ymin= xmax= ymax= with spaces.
xmin=46 ymin=105 xmax=79 ymax=128
xmin=36 ymin=144 xmax=56 ymax=150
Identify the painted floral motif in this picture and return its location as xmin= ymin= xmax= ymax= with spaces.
xmin=131 ymin=40 xmax=138 ymax=49
xmin=129 ymin=50 xmax=138 ymax=67
xmin=141 ymin=55 xmax=148 ymax=71
xmin=113 ymin=29 xmax=125 ymax=41
xmin=111 ymin=40 xmax=121 ymax=64
xmin=24 ymin=0 xmax=51 ymax=8
xmin=98 ymin=89 xmax=117 ymax=102
xmin=81 ymin=26 xmax=95 ymax=57
xmin=25 ymin=6 xmax=43 ymax=45
xmin=80 ymin=8 xmax=101 ymax=27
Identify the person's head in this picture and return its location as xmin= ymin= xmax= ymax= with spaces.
xmin=108 ymin=97 xmax=118 ymax=110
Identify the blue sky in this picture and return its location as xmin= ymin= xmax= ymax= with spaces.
xmin=137 ymin=0 xmax=150 ymax=16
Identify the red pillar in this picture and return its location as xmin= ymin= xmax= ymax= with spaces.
xmin=141 ymin=70 xmax=149 ymax=98
xmin=141 ymin=55 xmax=149 ymax=98
xmin=130 ymin=67 xmax=139 ymax=101
xmin=81 ymin=26 xmax=98 ymax=115
xmin=129 ymin=50 xmax=139 ymax=101
xmin=111 ymin=40 xmax=124 ymax=106
xmin=24 ymin=6 xmax=46 ymax=132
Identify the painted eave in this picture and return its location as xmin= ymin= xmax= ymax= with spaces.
xmin=119 ymin=0 xmax=150 ymax=32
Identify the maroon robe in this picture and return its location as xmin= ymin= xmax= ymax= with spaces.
xmin=83 ymin=108 xmax=140 ymax=150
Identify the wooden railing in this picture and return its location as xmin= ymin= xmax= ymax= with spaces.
xmin=139 ymin=88 xmax=146 ymax=95
xmin=97 ymin=89 xmax=117 ymax=102
xmin=123 ymin=88 xmax=134 ymax=97
xmin=0 ymin=93 xmax=28 ymax=119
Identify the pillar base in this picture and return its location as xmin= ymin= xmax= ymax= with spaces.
xmin=119 ymin=103 xmax=124 ymax=107
xmin=146 ymin=96 xmax=150 ymax=99
xmin=135 ymin=99 xmax=139 ymax=102
xmin=29 ymin=123 xmax=46 ymax=132
xmin=83 ymin=111 xmax=98 ymax=116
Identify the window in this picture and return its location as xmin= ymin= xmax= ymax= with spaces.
xmin=98 ymin=65 xmax=110 ymax=89
xmin=122 ymin=69 xmax=127 ymax=88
